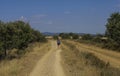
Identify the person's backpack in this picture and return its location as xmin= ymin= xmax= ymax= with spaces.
xmin=57 ymin=40 xmax=60 ymax=44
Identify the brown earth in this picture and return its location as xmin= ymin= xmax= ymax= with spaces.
xmin=29 ymin=41 xmax=65 ymax=76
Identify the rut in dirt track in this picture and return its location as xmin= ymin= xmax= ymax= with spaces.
xmin=30 ymin=41 xmax=65 ymax=76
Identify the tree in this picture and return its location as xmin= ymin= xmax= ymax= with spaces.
xmin=106 ymin=12 xmax=120 ymax=44
xmin=53 ymin=35 xmax=58 ymax=40
xmin=68 ymin=33 xmax=79 ymax=39
xmin=59 ymin=33 xmax=70 ymax=39
xmin=82 ymin=34 xmax=93 ymax=40
xmin=0 ymin=20 xmax=47 ymax=58
xmin=92 ymin=34 xmax=104 ymax=43
xmin=0 ymin=21 xmax=7 ymax=56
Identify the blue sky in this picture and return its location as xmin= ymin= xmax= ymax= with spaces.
xmin=0 ymin=0 xmax=120 ymax=34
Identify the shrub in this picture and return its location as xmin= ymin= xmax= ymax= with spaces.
xmin=59 ymin=33 xmax=71 ymax=39
xmin=82 ymin=34 xmax=93 ymax=40
xmin=0 ymin=20 xmax=46 ymax=58
xmin=53 ymin=35 xmax=58 ymax=40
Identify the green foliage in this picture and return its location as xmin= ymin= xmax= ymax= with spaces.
xmin=0 ymin=20 xmax=46 ymax=57
xmin=72 ymin=34 xmax=79 ymax=39
xmin=59 ymin=32 xmax=79 ymax=39
xmin=105 ymin=12 xmax=120 ymax=51
xmin=82 ymin=34 xmax=93 ymax=40
xmin=59 ymin=33 xmax=71 ymax=39
xmin=53 ymin=35 xmax=58 ymax=40
xmin=106 ymin=12 xmax=120 ymax=44
xmin=103 ymin=39 xmax=120 ymax=50
xmin=69 ymin=33 xmax=79 ymax=39
xmin=92 ymin=34 xmax=104 ymax=43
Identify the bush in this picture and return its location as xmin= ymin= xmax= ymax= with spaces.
xmin=82 ymin=34 xmax=93 ymax=40
xmin=59 ymin=32 xmax=79 ymax=39
xmin=72 ymin=34 xmax=79 ymax=39
xmin=53 ymin=35 xmax=58 ymax=40
xmin=106 ymin=12 xmax=120 ymax=44
xmin=81 ymin=52 xmax=108 ymax=68
xmin=105 ymin=12 xmax=120 ymax=51
xmin=0 ymin=20 xmax=46 ymax=58
xmin=59 ymin=33 xmax=71 ymax=39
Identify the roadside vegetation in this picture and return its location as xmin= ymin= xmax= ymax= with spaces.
xmin=59 ymin=32 xmax=79 ymax=39
xmin=0 ymin=42 xmax=50 ymax=76
xmin=59 ymin=12 xmax=120 ymax=52
xmin=79 ymin=12 xmax=120 ymax=51
xmin=61 ymin=40 xmax=120 ymax=76
xmin=0 ymin=20 xmax=48 ymax=76
xmin=0 ymin=20 xmax=46 ymax=60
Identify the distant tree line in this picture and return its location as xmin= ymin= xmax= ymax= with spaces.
xmin=53 ymin=32 xmax=79 ymax=40
xmin=0 ymin=20 xmax=46 ymax=58
xmin=58 ymin=12 xmax=120 ymax=51
xmin=79 ymin=12 xmax=120 ymax=51
xmin=59 ymin=33 xmax=79 ymax=39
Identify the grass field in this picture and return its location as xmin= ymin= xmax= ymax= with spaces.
xmin=0 ymin=42 xmax=50 ymax=76
xmin=0 ymin=40 xmax=120 ymax=76
xmin=61 ymin=40 xmax=120 ymax=76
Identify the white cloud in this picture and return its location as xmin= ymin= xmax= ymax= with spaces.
xmin=20 ymin=16 xmax=24 ymax=20
xmin=30 ymin=21 xmax=42 ymax=24
xmin=32 ymin=14 xmax=47 ymax=18
xmin=31 ymin=20 xmax=53 ymax=25
xmin=30 ymin=14 xmax=53 ymax=25
xmin=46 ymin=21 xmax=53 ymax=25
xmin=30 ymin=14 xmax=48 ymax=24
xmin=19 ymin=16 xmax=27 ymax=22
xmin=64 ymin=11 xmax=71 ymax=14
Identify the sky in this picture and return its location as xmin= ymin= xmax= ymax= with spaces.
xmin=0 ymin=0 xmax=120 ymax=34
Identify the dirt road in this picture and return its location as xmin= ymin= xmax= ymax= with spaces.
xmin=30 ymin=41 xmax=65 ymax=76
xmin=29 ymin=40 xmax=120 ymax=76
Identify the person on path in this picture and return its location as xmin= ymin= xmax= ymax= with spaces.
xmin=57 ymin=38 xmax=61 ymax=48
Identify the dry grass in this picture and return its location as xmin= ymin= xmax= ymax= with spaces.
xmin=0 ymin=59 xmax=20 ymax=76
xmin=0 ymin=42 xmax=50 ymax=76
xmin=74 ymin=40 xmax=120 ymax=59
xmin=68 ymin=40 xmax=120 ymax=69
xmin=61 ymin=40 xmax=120 ymax=76
xmin=61 ymin=41 xmax=99 ymax=76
